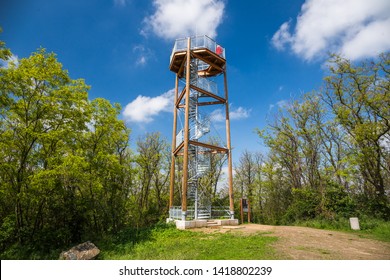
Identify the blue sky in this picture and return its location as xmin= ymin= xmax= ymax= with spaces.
xmin=1 ymin=0 xmax=390 ymax=162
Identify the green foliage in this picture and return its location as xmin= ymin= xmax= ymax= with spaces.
xmin=250 ymin=52 xmax=390 ymax=226
xmin=0 ymin=40 xmax=173 ymax=259
xmin=358 ymin=219 xmax=390 ymax=242
xmin=323 ymin=182 xmax=356 ymax=218
xmin=132 ymin=132 xmax=170 ymax=227
xmin=294 ymin=217 xmax=390 ymax=242
xmin=0 ymin=28 xmax=12 ymax=61
xmin=0 ymin=44 xmax=141 ymax=258
xmin=283 ymin=188 xmax=321 ymax=223
xmin=294 ymin=217 xmax=351 ymax=231
xmin=0 ymin=215 xmax=16 ymax=252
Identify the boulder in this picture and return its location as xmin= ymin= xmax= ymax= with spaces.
xmin=59 ymin=241 xmax=100 ymax=260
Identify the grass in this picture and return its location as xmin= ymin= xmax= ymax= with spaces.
xmin=294 ymin=245 xmax=331 ymax=255
xmin=3 ymin=218 xmax=388 ymax=259
xmin=98 ymin=223 xmax=278 ymax=260
xmin=357 ymin=221 xmax=390 ymax=242
xmin=293 ymin=217 xmax=390 ymax=242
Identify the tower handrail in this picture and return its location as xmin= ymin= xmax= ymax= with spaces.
xmin=170 ymin=35 xmax=226 ymax=63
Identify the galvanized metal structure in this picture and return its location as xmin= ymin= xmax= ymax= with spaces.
xmin=168 ymin=35 xmax=234 ymax=222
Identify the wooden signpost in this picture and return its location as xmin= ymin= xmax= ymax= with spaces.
xmin=240 ymin=198 xmax=251 ymax=224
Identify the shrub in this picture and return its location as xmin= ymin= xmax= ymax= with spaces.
xmin=283 ymin=188 xmax=321 ymax=223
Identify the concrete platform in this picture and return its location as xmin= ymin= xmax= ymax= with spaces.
xmin=167 ymin=218 xmax=239 ymax=230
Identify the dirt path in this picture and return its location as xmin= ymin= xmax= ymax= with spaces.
xmin=191 ymin=224 xmax=390 ymax=260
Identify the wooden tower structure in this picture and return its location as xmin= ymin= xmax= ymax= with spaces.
xmin=168 ymin=35 xmax=235 ymax=223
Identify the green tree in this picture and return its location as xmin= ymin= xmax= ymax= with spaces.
xmin=134 ymin=132 xmax=170 ymax=225
xmin=0 ymin=46 xmax=135 ymax=257
xmin=0 ymin=48 xmax=90 ymax=246
xmin=80 ymin=98 xmax=132 ymax=234
xmin=323 ymin=54 xmax=390 ymax=213
xmin=234 ymin=150 xmax=264 ymax=222
xmin=199 ymin=137 xmax=228 ymax=202
xmin=258 ymin=110 xmax=303 ymax=190
xmin=256 ymin=53 xmax=390 ymax=223
xmin=0 ymin=28 xmax=11 ymax=61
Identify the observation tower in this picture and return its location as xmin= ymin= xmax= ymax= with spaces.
xmin=168 ymin=35 xmax=238 ymax=229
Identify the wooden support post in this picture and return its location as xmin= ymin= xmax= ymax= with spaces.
xmin=169 ymin=75 xmax=179 ymax=211
xmin=224 ymin=68 xmax=234 ymax=219
xmin=247 ymin=199 xmax=251 ymax=223
xmin=240 ymin=198 xmax=244 ymax=224
xmin=240 ymin=198 xmax=251 ymax=224
xmin=181 ymin=37 xmax=191 ymax=220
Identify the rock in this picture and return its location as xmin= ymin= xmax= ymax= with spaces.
xmin=59 ymin=241 xmax=100 ymax=260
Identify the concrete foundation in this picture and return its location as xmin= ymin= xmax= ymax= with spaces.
xmin=167 ymin=218 xmax=239 ymax=230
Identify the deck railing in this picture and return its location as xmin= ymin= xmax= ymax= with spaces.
xmin=170 ymin=35 xmax=226 ymax=63
xmin=169 ymin=206 xmax=231 ymax=220
xmin=194 ymin=77 xmax=218 ymax=96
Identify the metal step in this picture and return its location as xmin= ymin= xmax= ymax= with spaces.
xmin=196 ymin=208 xmax=211 ymax=220
xmin=206 ymin=221 xmax=218 ymax=227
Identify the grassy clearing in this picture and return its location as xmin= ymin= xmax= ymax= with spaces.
xmin=357 ymin=221 xmax=390 ymax=242
xmin=293 ymin=218 xmax=390 ymax=242
xmin=98 ymin=224 xmax=278 ymax=260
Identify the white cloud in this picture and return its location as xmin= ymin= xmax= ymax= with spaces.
xmin=132 ymin=45 xmax=153 ymax=66
xmin=230 ymin=106 xmax=251 ymax=120
xmin=269 ymin=99 xmax=290 ymax=111
xmin=210 ymin=108 xmax=225 ymax=122
xmin=211 ymin=106 xmax=250 ymax=122
xmin=0 ymin=54 xmax=19 ymax=69
xmin=123 ymin=89 xmax=174 ymax=123
xmin=341 ymin=18 xmax=390 ymax=60
xmin=272 ymin=0 xmax=390 ymax=61
xmin=137 ymin=56 xmax=146 ymax=65
xmin=114 ymin=0 xmax=128 ymax=7
xmin=276 ymin=100 xmax=289 ymax=109
xmin=123 ymin=90 xmax=249 ymax=124
xmin=142 ymin=0 xmax=225 ymax=39
xmin=272 ymin=21 xmax=292 ymax=51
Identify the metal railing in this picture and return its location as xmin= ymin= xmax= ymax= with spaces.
xmin=169 ymin=206 xmax=231 ymax=220
xmin=211 ymin=207 xmax=231 ymax=219
xmin=170 ymin=35 xmax=226 ymax=62
xmin=169 ymin=206 xmax=183 ymax=220
xmin=194 ymin=77 xmax=218 ymax=96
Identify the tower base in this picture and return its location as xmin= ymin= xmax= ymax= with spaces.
xmin=167 ymin=218 xmax=239 ymax=230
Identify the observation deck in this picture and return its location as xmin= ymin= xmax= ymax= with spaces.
xmin=169 ymin=35 xmax=226 ymax=77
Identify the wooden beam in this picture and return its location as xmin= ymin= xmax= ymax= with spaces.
xmin=192 ymin=52 xmax=224 ymax=73
xmin=190 ymin=84 xmax=226 ymax=103
xmin=176 ymin=87 xmax=186 ymax=107
xmin=193 ymin=48 xmax=226 ymax=64
xmin=180 ymin=101 xmax=225 ymax=107
xmin=188 ymin=140 xmax=228 ymax=153
xmin=197 ymin=101 xmax=225 ymax=106
xmin=173 ymin=141 xmax=184 ymax=156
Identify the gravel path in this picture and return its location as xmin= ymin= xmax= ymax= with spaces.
xmin=191 ymin=223 xmax=390 ymax=260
